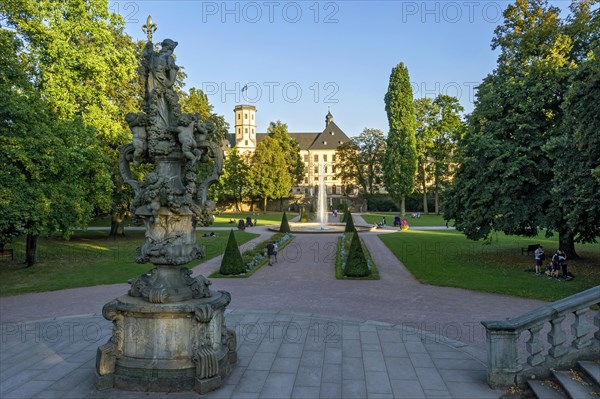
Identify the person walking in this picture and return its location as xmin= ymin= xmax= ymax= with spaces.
xmin=267 ymin=241 xmax=275 ymax=266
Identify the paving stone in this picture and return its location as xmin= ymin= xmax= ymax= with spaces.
xmin=414 ymin=367 xmax=448 ymax=391
xmin=321 ymin=363 xmax=342 ymax=383
xmin=385 ymin=357 xmax=419 ymax=380
xmin=342 ymin=339 xmax=361 ymax=357
xmin=319 ymin=382 xmax=342 ymax=399
xmin=361 ymin=343 xmax=382 ymax=351
xmin=428 ymin=350 xmax=472 ymax=359
xmin=224 ymin=365 xmax=247 ymax=385
xmin=295 ymin=366 xmax=322 ymax=387
xmin=341 ymin=379 xmax=367 ymax=398
xmin=229 ymin=392 xmax=259 ymax=399
xmin=271 ymin=357 xmax=300 ymax=373
xmin=47 ymin=366 xmax=94 ymax=390
xmin=437 ymin=367 xmax=487 ymax=383
xmin=235 ymin=369 xmax=269 ymax=393
xmin=257 ymin=338 xmax=282 ymax=353
xmin=381 ymin=341 xmax=408 ymax=358
xmin=3 ymin=379 xmax=56 ymax=399
xmin=445 ymin=381 xmax=502 ymax=399
xmin=342 ymin=356 xmax=365 ymax=380
xmin=247 ymin=352 xmax=277 ymax=371
xmin=422 ymin=388 xmax=452 ymax=398
xmin=278 ymin=343 xmax=304 ymax=358
xmin=408 ymin=352 xmax=435 ymax=368
xmin=300 ymin=350 xmax=324 ymax=368
xmin=377 ymin=328 xmax=403 ymax=343
xmin=342 ymin=325 xmax=359 ymax=339
xmin=32 ymin=389 xmax=70 ymax=399
xmin=259 ymin=372 xmax=295 ymax=399
xmin=390 ymin=379 xmax=426 ymax=399
xmin=323 ymin=347 xmax=342 ymax=364
xmin=432 ymin=357 xmax=485 ymax=370
xmin=204 ymin=383 xmax=235 ymax=399
xmin=0 ymin=369 xmax=44 ymax=396
xmin=359 ymin=331 xmax=379 ymax=344
xmin=404 ymin=341 xmax=427 ymax=353
xmin=363 ymin=350 xmax=387 ymax=372
xmin=365 ymin=371 xmax=392 ymax=394
xmin=291 ymin=385 xmax=320 ymax=399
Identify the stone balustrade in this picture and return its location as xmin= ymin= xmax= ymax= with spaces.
xmin=481 ymin=286 xmax=600 ymax=388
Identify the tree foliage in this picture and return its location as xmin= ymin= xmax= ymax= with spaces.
xmin=335 ymin=128 xmax=386 ymax=196
xmin=249 ymin=136 xmax=292 ymax=211
xmin=383 ymin=62 xmax=418 ymax=214
xmin=267 ymin=121 xmax=304 ymax=185
xmin=0 ymin=29 xmax=112 ymax=265
xmin=279 ymin=211 xmax=291 ymax=234
xmin=344 ymin=231 xmax=370 ymax=277
xmin=444 ymin=0 xmax=600 ymax=257
xmin=220 ymin=147 xmax=251 ymax=211
xmin=219 ymin=230 xmax=245 ymax=275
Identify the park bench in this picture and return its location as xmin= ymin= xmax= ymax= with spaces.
xmin=521 ymin=244 xmax=540 ymax=256
xmin=0 ymin=248 xmax=14 ymax=260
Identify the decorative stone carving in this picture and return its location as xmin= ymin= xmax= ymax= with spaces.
xmin=96 ymin=17 xmax=235 ymax=394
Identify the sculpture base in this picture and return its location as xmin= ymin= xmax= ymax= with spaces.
xmin=95 ymin=291 xmax=237 ymax=395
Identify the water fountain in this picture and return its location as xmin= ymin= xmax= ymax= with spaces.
xmin=316 ymin=160 xmax=328 ymax=227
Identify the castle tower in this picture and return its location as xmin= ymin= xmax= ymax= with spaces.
xmin=325 ymin=109 xmax=333 ymax=127
xmin=234 ymin=105 xmax=257 ymax=153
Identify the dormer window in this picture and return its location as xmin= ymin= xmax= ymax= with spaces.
xmin=330 ymin=131 xmax=334 ymax=135
xmin=323 ymin=141 xmax=327 ymax=145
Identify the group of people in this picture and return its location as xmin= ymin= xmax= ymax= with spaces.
xmin=534 ymin=245 xmax=573 ymax=280
xmin=267 ymin=241 xmax=278 ymax=266
xmin=233 ymin=216 xmax=258 ymax=230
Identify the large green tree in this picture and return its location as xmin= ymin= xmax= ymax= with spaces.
xmin=2 ymin=0 xmax=141 ymax=237
xmin=444 ymin=0 xmax=600 ymax=257
xmin=220 ymin=148 xmax=251 ymax=211
xmin=335 ymin=128 xmax=386 ymax=196
xmin=250 ymin=136 xmax=292 ymax=211
xmin=0 ymin=29 xmax=112 ymax=266
xmin=383 ymin=62 xmax=418 ymax=215
xmin=267 ymin=121 xmax=304 ymax=185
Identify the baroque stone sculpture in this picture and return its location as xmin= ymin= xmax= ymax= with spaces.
xmin=95 ymin=16 xmax=235 ymax=394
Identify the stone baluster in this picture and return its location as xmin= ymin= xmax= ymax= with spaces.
xmin=594 ymin=305 xmax=600 ymax=341
xmin=571 ymin=308 xmax=591 ymax=350
xmin=485 ymin=328 xmax=522 ymax=386
xmin=547 ymin=315 xmax=567 ymax=359
xmin=526 ymin=323 xmax=545 ymax=366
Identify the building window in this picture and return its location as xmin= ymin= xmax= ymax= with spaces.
xmin=252 ymin=128 xmax=254 ymax=134
xmin=251 ymin=114 xmax=254 ymax=120
xmin=303 ymin=155 xmax=308 ymax=162
xmin=332 ymin=154 xmax=336 ymax=162
xmin=245 ymin=113 xmax=248 ymax=119
xmin=314 ymin=154 xmax=318 ymax=162
xmin=245 ymin=128 xmax=248 ymax=134
xmin=245 ymin=140 xmax=248 ymax=146
xmin=323 ymin=155 xmax=328 ymax=162
xmin=304 ymin=177 xmax=308 ymax=184
xmin=238 ymin=113 xmax=240 ymax=120
xmin=314 ymin=166 xmax=318 ymax=174
xmin=238 ymin=128 xmax=241 ymax=134
xmin=332 ymin=185 xmax=337 ymax=194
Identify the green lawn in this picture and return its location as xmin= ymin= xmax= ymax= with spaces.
xmin=362 ymin=213 xmax=451 ymax=227
xmin=378 ymin=230 xmax=600 ymax=301
xmin=211 ymin=212 xmax=298 ymax=227
xmin=0 ymin=229 xmax=258 ymax=297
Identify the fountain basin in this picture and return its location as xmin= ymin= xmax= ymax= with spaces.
xmin=269 ymin=222 xmax=374 ymax=234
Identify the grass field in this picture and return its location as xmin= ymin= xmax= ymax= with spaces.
xmin=0 ymin=229 xmax=258 ymax=297
xmin=378 ymin=230 xmax=600 ymax=301
xmin=362 ymin=213 xmax=451 ymax=227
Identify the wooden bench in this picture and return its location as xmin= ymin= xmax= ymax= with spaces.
xmin=0 ymin=248 xmax=14 ymax=260
xmin=522 ymin=244 xmax=540 ymax=256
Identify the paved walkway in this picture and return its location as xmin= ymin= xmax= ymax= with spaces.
xmin=0 ymin=215 xmax=548 ymax=398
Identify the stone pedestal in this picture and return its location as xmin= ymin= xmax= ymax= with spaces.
xmin=95 ymin=291 xmax=237 ymax=394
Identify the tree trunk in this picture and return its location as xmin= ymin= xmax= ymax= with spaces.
xmin=263 ymin=197 xmax=268 ymax=212
xmin=25 ymin=233 xmax=39 ymax=267
xmin=109 ymin=214 xmax=125 ymax=237
xmin=434 ymin=185 xmax=440 ymax=215
xmin=559 ymin=231 xmax=578 ymax=259
xmin=400 ymin=196 xmax=406 ymax=216
xmin=421 ymin=163 xmax=428 ymax=214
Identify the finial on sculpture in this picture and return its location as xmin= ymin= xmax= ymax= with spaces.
xmin=142 ymin=15 xmax=157 ymax=42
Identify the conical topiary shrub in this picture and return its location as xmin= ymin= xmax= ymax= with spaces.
xmin=279 ymin=211 xmax=291 ymax=233
xmin=341 ymin=205 xmax=349 ymax=223
xmin=344 ymin=231 xmax=370 ymax=277
xmin=344 ymin=213 xmax=356 ymax=233
xmin=219 ymin=230 xmax=245 ymax=275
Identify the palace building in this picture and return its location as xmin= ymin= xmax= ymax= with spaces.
xmin=226 ymin=105 xmax=354 ymax=196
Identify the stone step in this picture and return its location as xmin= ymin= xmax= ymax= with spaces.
xmin=578 ymin=361 xmax=600 ymax=386
xmin=527 ymin=379 xmax=567 ymax=399
xmin=552 ymin=369 xmax=600 ymax=399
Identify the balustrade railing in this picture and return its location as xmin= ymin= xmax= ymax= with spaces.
xmin=481 ymin=286 xmax=600 ymax=388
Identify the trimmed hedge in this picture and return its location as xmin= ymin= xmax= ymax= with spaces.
xmin=344 ymin=231 xmax=370 ymax=277
xmin=279 ymin=211 xmax=291 ymax=233
xmin=218 ymin=230 xmax=245 ymax=275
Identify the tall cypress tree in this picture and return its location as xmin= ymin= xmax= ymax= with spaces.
xmin=344 ymin=231 xmax=370 ymax=277
xmin=344 ymin=214 xmax=356 ymax=233
xmin=219 ymin=230 xmax=245 ymax=275
xmin=279 ymin=211 xmax=291 ymax=233
xmin=383 ymin=62 xmax=418 ymax=215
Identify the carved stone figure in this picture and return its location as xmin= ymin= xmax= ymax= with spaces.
xmin=96 ymin=18 xmax=235 ymax=395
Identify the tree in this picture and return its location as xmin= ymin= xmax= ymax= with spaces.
xmin=383 ymin=62 xmax=418 ymax=215
xmin=180 ymin=87 xmax=230 ymax=143
xmin=344 ymin=231 xmax=370 ymax=277
xmin=249 ymin=136 xmax=292 ymax=211
xmin=413 ymin=98 xmax=438 ymax=214
xmin=344 ymin=214 xmax=356 ymax=233
xmin=279 ymin=212 xmax=291 ymax=234
xmin=219 ymin=230 xmax=245 ymax=275
xmin=2 ymin=0 xmax=141 ymax=237
xmin=267 ymin=121 xmax=304 ymax=185
xmin=220 ymin=148 xmax=251 ymax=211
xmin=335 ymin=128 xmax=386 ymax=196
xmin=0 ymin=29 xmax=112 ymax=266
xmin=444 ymin=0 xmax=600 ymax=257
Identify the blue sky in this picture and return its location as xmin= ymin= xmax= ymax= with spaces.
xmin=114 ymin=1 xmax=567 ymax=135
